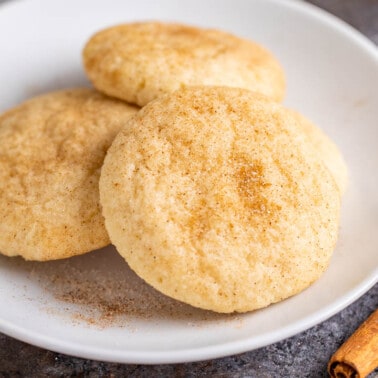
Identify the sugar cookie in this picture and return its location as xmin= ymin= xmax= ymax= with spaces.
xmin=100 ymin=87 xmax=340 ymax=313
xmin=289 ymin=110 xmax=348 ymax=195
xmin=83 ymin=22 xmax=285 ymax=106
xmin=0 ymin=89 xmax=138 ymax=261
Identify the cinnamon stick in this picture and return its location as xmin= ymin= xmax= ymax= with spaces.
xmin=328 ymin=308 xmax=378 ymax=378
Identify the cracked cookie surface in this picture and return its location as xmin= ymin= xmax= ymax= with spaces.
xmin=288 ymin=110 xmax=348 ymax=195
xmin=100 ymin=87 xmax=340 ymax=313
xmin=0 ymin=88 xmax=138 ymax=260
xmin=83 ymin=22 xmax=285 ymax=106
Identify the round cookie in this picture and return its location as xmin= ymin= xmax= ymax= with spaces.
xmin=83 ymin=22 xmax=286 ymax=106
xmin=289 ymin=110 xmax=348 ymax=195
xmin=100 ymin=87 xmax=340 ymax=313
xmin=0 ymin=88 xmax=138 ymax=261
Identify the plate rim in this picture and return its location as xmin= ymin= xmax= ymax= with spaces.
xmin=0 ymin=273 xmax=377 ymax=364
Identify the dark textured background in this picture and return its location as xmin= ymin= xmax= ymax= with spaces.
xmin=0 ymin=0 xmax=377 ymax=377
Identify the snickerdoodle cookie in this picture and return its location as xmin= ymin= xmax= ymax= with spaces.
xmin=83 ymin=22 xmax=285 ymax=106
xmin=100 ymin=87 xmax=340 ymax=313
xmin=0 ymin=88 xmax=138 ymax=261
xmin=289 ymin=110 xmax=348 ymax=195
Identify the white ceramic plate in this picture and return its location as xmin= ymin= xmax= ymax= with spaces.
xmin=0 ymin=0 xmax=377 ymax=364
